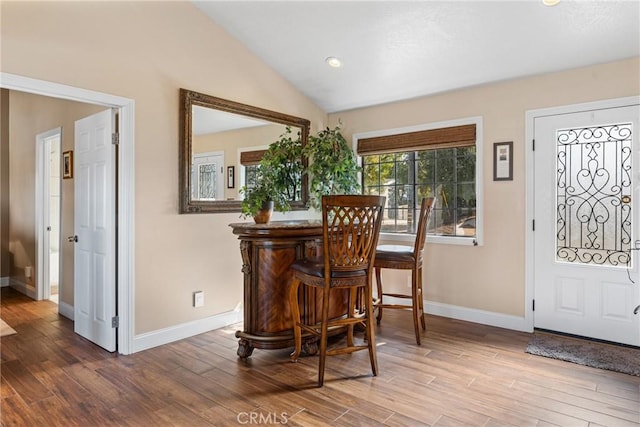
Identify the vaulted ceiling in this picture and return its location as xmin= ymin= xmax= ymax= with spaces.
xmin=194 ymin=1 xmax=640 ymax=113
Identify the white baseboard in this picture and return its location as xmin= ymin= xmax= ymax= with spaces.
xmin=381 ymin=296 xmax=530 ymax=332
xmin=424 ymin=300 xmax=530 ymax=332
xmin=133 ymin=309 xmax=243 ymax=353
xmin=58 ymin=301 xmax=74 ymax=320
xmin=10 ymin=278 xmax=36 ymax=299
xmin=131 ymin=300 xmax=528 ymax=354
xmin=0 ymin=277 xmax=9 ymax=287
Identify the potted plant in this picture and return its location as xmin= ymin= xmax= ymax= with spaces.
xmin=304 ymin=125 xmax=361 ymax=210
xmin=240 ymin=127 xmax=304 ymax=222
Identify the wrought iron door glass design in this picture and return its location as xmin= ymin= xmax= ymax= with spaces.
xmin=556 ymin=123 xmax=632 ymax=267
xmin=198 ymin=163 xmax=217 ymax=200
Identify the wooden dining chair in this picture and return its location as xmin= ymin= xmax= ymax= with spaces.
xmin=289 ymin=195 xmax=385 ymax=387
xmin=374 ymin=197 xmax=435 ymax=345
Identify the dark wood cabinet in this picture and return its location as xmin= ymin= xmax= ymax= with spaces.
xmin=229 ymin=220 xmax=347 ymax=358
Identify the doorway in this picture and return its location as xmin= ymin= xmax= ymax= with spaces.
xmin=192 ymin=151 xmax=225 ymax=200
xmin=1 ymin=72 xmax=135 ymax=355
xmin=526 ymin=97 xmax=640 ymax=346
xmin=36 ymin=128 xmax=61 ymax=304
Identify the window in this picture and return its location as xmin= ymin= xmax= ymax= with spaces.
xmin=244 ymin=164 xmax=261 ymax=192
xmin=356 ymin=118 xmax=482 ymax=244
xmin=239 ymin=148 xmax=267 ymax=194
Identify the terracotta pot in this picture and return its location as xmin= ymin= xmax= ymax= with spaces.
xmin=253 ymin=200 xmax=274 ymax=224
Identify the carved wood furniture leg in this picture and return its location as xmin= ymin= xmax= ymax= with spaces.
xmin=236 ymin=339 xmax=254 ymax=359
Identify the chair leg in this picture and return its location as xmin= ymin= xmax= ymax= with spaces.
xmin=365 ymin=279 xmax=378 ymax=377
xmin=411 ymin=269 xmax=421 ymax=345
xmin=417 ymin=266 xmax=426 ymax=331
xmin=347 ymin=288 xmax=356 ymax=348
xmin=375 ymin=267 xmax=383 ymax=325
xmin=289 ymin=277 xmax=302 ymax=362
xmin=317 ymin=285 xmax=331 ymax=387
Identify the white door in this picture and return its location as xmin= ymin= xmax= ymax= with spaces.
xmin=36 ymin=128 xmax=61 ymax=303
xmin=191 ymin=151 xmax=224 ymax=200
xmin=534 ymin=105 xmax=640 ymax=346
xmin=74 ymin=109 xmax=116 ymax=352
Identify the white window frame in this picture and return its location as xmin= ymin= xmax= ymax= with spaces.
xmin=353 ymin=116 xmax=483 ymax=246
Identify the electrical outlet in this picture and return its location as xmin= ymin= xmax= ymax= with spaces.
xmin=193 ymin=291 xmax=204 ymax=307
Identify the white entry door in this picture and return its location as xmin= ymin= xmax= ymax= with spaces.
xmin=74 ymin=109 xmax=116 ymax=352
xmin=534 ymin=105 xmax=640 ymax=346
xmin=191 ymin=151 xmax=225 ymax=200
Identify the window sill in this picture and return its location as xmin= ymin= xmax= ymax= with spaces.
xmin=379 ymin=232 xmax=479 ymax=246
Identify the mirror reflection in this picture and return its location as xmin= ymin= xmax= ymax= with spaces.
xmin=179 ymin=89 xmax=310 ymax=213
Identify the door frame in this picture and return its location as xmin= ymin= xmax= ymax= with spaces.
xmin=35 ymin=127 xmax=61 ymax=302
xmin=524 ymin=95 xmax=640 ymax=333
xmin=192 ymin=150 xmax=225 ymax=200
xmin=1 ymin=72 xmax=135 ymax=355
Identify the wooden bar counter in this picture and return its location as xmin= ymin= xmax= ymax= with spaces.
xmin=229 ymin=220 xmax=346 ymax=358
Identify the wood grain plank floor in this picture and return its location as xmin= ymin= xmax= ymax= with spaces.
xmin=1 ymin=287 xmax=638 ymax=426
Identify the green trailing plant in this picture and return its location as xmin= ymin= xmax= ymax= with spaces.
xmin=304 ymin=125 xmax=361 ymax=210
xmin=240 ymin=127 xmax=304 ymax=219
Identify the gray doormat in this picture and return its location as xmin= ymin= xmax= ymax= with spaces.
xmin=526 ymin=332 xmax=640 ymax=376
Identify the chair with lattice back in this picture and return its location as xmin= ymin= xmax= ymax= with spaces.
xmin=374 ymin=197 xmax=435 ymax=345
xmin=289 ymin=194 xmax=386 ymax=387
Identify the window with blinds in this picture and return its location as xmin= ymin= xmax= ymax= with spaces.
xmin=358 ymin=123 xmax=478 ymax=238
xmin=239 ymin=149 xmax=267 ymax=193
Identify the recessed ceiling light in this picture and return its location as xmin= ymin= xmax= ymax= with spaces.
xmin=325 ymin=57 xmax=342 ymax=68
xmin=543 ymin=0 xmax=560 ymax=6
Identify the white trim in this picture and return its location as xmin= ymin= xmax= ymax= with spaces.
xmin=0 ymin=277 xmax=9 ymax=287
xmin=58 ymin=301 xmax=74 ymax=321
xmin=380 ymin=295 xmax=529 ymax=332
xmin=352 ymin=116 xmax=484 ymax=247
xmin=133 ymin=309 xmax=243 ymax=353
xmin=35 ymin=127 xmax=62 ymax=302
xmin=424 ymin=300 xmax=529 ymax=332
xmin=524 ymin=96 xmax=640 ymax=334
xmin=9 ymin=278 xmax=37 ymax=299
xmin=0 ymin=72 xmax=136 ymax=355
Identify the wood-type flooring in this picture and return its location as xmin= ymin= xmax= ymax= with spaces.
xmin=1 ymin=287 xmax=638 ymax=426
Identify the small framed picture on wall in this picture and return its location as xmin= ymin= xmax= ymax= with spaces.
xmin=227 ymin=166 xmax=235 ymax=189
xmin=62 ymin=150 xmax=73 ymax=179
xmin=493 ymin=141 xmax=513 ymax=181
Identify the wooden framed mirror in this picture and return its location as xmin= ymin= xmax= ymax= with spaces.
xmin=179 ymin=88 xmax=310 ymax=213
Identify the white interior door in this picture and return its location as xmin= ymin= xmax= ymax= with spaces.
xmin=534 ymin=105 xmax=640 ymax=346
xmin=191 ymin=151 xmax=224 ymax=200
xmin=74 ymin=109 xmax=116 ymax=352
xmin=36 ymin=128 xmax=61 ymax=303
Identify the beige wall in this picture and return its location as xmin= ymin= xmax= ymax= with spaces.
xmin=331 ymin=57 xmax=640 ymax=317
xmin=7 ymin=91 xmax=103 ymax=303
xmin=0 ymin=89 xmax=9 ymax=278
xmin=1 ymin=1 xmax=326 ymax=334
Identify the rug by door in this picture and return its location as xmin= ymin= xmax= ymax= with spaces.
xmin=526 ymin=332 xmax=639 ymax=376
xmin=0 ymin=318 xmax=17 ymax=337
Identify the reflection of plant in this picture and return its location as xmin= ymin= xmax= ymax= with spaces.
xmin=240 ymin=127 xmax=303 ymax=218
xmin=304 ymin=125 xmax=361 ymax=210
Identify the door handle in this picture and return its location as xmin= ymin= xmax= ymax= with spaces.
xmin=67 ymin=235 xmax=78 ymax=243
xmin=634 ymin=305 xmax=640 ymax=315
